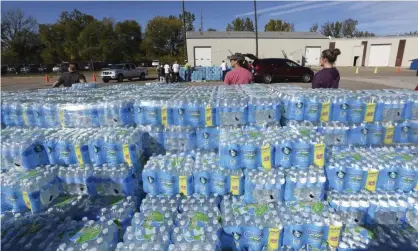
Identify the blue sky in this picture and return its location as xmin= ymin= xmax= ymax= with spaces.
xmin=2 ymin=1 xmax=418 ymax=35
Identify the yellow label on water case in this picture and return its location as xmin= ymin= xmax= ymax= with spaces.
xmin=179 ymin=176 xmax=188 ymax=196
xmin=23 ymin=109 xmax=29 ymax=126
xmin=161 ymin=106 xmax=168 ymax=126
xmin=365 ymin=170 xmax=379 ymax=192
xmin=122 ymin=144 xmax=132 ymax=166
xmin=75 ymin=145 xmax=84 ymax=165
xmin=261 ymin=144 xmax=272 ymax=170
xmin=230 ymin=176 xmax=240 ymax=195
xmin=22 ymin=191 xmax=32 ymax=210
xmin=364 ymin=103 xmax=376 ymax=122
xmin=267 ymin=228 xmax=280 ymax=250
xmin=327 ymin=225 xmax=341 ymax=247
xmin=384 ymin=126 xmax=395 ymax=145
xmin=58 ymin=109 xmax=65 ymax=127
xmin=314 ymin=144 xmax=325 ymax=167
xmin=205 ymin=105 xmax=213 ymax=127
xmin=320 ymin=102 xmax=330 ymax=122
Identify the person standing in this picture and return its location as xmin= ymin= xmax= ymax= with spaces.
xmin=184 ymin=60 xmax=191 ymax=82
xmin=312 ymin=48 xmax=341 ymax=89
xmin=159 ymin=63 xmax=165 ymax=82
xmin=223 ymin=53 xmax=253 ymax=85
xmin=220 ymin=60 xmax=227 ymax=81
xmin=156 ymin=64 xmax=162 ymax=82
xmin=52 ymin=63 xmax=86 ymax=87
xmin=172 ymin=61 xmax=180 ymax=82
xmin=164 ymin=63 xmax=170 ymax=83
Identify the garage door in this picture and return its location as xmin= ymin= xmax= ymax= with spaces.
xmin=368 ymin=44 xmax=391 ymax=66
xmin=305 ymin=47 xmax=321 ymax=66
xmin=194 ymin=47 xmax=211 ymax=67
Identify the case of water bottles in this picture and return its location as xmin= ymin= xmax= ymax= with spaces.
xmin=2 ymin=83 xmax=418 ymax=251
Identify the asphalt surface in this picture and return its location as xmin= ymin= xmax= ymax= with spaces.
xmin=1 ymin=67 xmax=417 ymax=91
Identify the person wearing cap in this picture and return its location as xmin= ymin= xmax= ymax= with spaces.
xmin=224 ymin=53 xmax=253 ymax=85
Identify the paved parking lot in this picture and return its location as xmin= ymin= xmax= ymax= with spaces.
xmin=1 ymin=67 xmax=417 ymax=91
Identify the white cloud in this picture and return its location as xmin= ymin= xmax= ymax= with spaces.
xmin=268 ymin=1 xmax=345 ymax=17
xmin=236 ymin=1 xmax=310 ymax=17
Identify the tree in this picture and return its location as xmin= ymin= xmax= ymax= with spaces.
xmin=179 ymin=11 xmax=195 ymax=31
xmin=309 ymin=23 xmax=319 ymax=32
xmin=321 ymin=21 xmax=343 ymax=38
xmin=354 ymin=31 xmax=375 ymax=37
xmin=318 ymin=19 xmax=375 ymax=38
xmin=226 ymin=17 xmax=254 ymax=31
xmin=142 ymin=16 xmax=184 ymax=60
xmin=114 ymin=20 xmax=142 ymax=62
xmin=405 ymin=31 xmax=418 ymax=35
xmin=342 ymin=19 xmax=358 ymax=37
xmin=264 ymin=19 xmax=293 ymax=32
xmin=207 ymin=28 xmax=217 ymax=31
xmin=1 ymin=9 xmax=42 ymax=64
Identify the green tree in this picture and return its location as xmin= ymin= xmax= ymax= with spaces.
xmin=321 ymin=21 xmax=343 ymax=38
xmin=226 ymin=17 xmax=254 ymax=31
xmin=1 ymin=9 xmax=42 ymax=64
xmin=342 ymin=19 xmax=358 ymax=37
xmin=354 ymin=31 xmax=375 ymax=37
xmin=142 ymin=16 xmax=184 ymax=60
xmin=114 ymin=20 xmax=142 ymax=62
xmin=264 ymin=19 xmax=293 ymax=32
xmin=405 ymin=31 xmax=418 ymax=35
xmin=309 ymin=23 xmax=319 ymax=32
xmin=179 ymin=11 xmax=195 ymax=31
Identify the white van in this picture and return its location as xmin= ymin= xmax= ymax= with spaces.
xmin=152 ymin=60 xmax=160 ymax=66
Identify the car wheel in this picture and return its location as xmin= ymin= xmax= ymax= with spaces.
xmin=140 ymin=73 xmax=145 ymax=80
xmin=302 ymin=73 xmax=311 ymax=83
xmin=263 ymin=74 xmax=273 ymax=84
xmin=117 ymin=74 xmax=124 ymax=82
xmin=103 ymin=79 xmax=109 ymax=83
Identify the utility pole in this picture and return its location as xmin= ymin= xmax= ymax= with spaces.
xmin=254 ymin=0 xmax=259 ymax=57
xmin=200 ymin=9 xmax=203 ymax=32
xmin=182 ymin=0 xmax=187 ymax=61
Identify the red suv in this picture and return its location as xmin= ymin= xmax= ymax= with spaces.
xmin=245 ymin=54 xmax=314 ymax=84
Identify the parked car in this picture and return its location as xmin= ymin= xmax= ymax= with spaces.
xmin=20 ymin=64 xmax=39 ymax=74
xmin=244 ymin=54 xmax=314 ymax=84
xmin=100 ymin=63 xmax=148 ymax=83
xmin=6 ymin=65 xmax=22 ymax=74
xmin=152 ymin=60 xmax=160 ymax=67
xmin=53 ymin=63 xmax=70 ymax=73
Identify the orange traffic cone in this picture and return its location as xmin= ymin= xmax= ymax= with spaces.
xmin=45 ymin=74 xmax=49 ymax=83
xmin=92 ymin=73 xmax=97 ymax=83
xmin=397 ymin=67 xmax=401 ymax=73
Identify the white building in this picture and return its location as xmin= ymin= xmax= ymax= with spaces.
xmin=186 ymin=31 xmax=418 ymax=68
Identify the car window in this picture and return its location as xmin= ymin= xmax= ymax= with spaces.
xmin=123 ymin=64 xmax=130 ymax=70
xmin=285 ymin=60 xmax=299 ymax=67
xmin=130 ymin=64 xmax=136 ymax=69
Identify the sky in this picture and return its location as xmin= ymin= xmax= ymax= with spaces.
xmin=2 ymin=1 xmax=418 ymax=35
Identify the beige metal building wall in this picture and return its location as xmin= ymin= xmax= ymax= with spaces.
xmin=330 ymin=36 xmax=418 ymax=67
xmin=186 ymin=38 xmax=256 ymax=66
xmin=186 ymin=31 xmax=328 ymax=67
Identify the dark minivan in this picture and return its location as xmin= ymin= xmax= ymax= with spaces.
xmin=244 ymin=54 xmax=314 ymax=84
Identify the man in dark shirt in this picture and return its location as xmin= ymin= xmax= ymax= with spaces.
xmin=52 ymin=63 xmax=86 ymax=88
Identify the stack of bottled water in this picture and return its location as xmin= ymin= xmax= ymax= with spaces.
xmin=328 ymin=190 xmax=418 ymax=226
xmin=244 ymin=168 xmax=285 ymax=203
xmin=1 ymin=127 xmax=144 ymax=168
xmin=173 ymin=195 xmax=222 ymax=250
xmin=284 ymin=166 xmax=326 ymax=201
xmin=219 ymin=125 xmax=326 ymax=169
xmin=194 ymin=151 xmax=244 ymax=196
xmin=338 ymin=224 xmax=418 ymax=251
xmin=220 ymin=195 xmax=343 ymax=250
xmin=1 ymin=129 xmax=49 ymax=169
xmin=142 ymin=153 xmax=194 ymax=196
xmin=326 ymin=146 xmax=418 ymax=193
xmin=57 ymin=162 xmax=140 ymax=197
xmin=1 ymin=165 xmax=60 ymax=213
